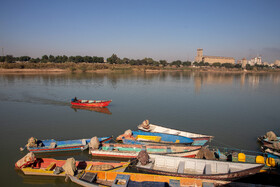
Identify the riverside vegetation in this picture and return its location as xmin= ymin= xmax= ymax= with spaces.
xmin=0 ymin=54 xmax=279 ymax=73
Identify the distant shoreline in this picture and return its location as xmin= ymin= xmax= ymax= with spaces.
xmin=0 ymin=62 xmax=279 ymax=74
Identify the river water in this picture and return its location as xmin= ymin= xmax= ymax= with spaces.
xmin=0 ymin=71 xmax=280 ymax=186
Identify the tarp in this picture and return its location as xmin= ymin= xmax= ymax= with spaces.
xmin=140 ymin=120 xmax=150 ymax=129
xmin=88 ymin=136 xmax=100 ymax=150
xmin=264 ymin=131 xmax=278 ymax=141
xmin=62 ymin=158 xmax=77 ymax=176
xmin=137 ymin=150 xmax=150 ymax=165
xmin=195 ymin=147 xmax=215 ymax=160
xmin=15 ymin=152 xmax=36 ymax=168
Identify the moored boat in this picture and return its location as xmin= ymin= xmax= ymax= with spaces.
xmin=90 ymin=143 xmax=202 ymax=159
xmin=117 ymin=130 xmax=194 ymax=145
xmin=262 ymin=143 xmax=280 ymax=159
xmin=258 ymin=131 xmax=280 ymax=146
xmin=15 ymin=153 xmax=129 ymax=177
xmin=138 ymin=120 xmax=214 ymax=142
xmin=21 ymin=136 xmax=112 ymax=154
xmin=131 ymin=153 xmax=264 ymax=181
xmin=68 ymin=169 xmax=232 ymax=187
xmin=71 ymin=97 xmax=112 ymax=107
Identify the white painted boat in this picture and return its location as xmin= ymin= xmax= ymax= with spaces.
xmin=138 ymin=122 xmax=214 ymax=141
xmin=90 ymin=146 xmax=201 ymax=159
xmin=133 ymin=154 xmax=264 ymax=181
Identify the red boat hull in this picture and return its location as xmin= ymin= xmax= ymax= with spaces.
xmin=71 ymin=100 xmax=112 ymax=107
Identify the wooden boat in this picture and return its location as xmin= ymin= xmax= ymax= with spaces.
xmin=71 ymin=98 xmax=112 ymax=108
xmin=138 ymin=122 xmax=214 ymax=142
xmin=71 ymin=105 xmax=112 ymax=115
xmin=16 ymin=156 xmax=129 ymax=177
xmin=68 ymin=169 xmax=232 ymax=187
xmin=117 ymin=130 xmax=194 ymax=145
xmin=258 ymin=136 xmax=280 ymax=146
xmin=211 ymin=146 xmax=279 ymax=173
xmin=90 ymin=143 xmax=202 ymax=159
xmin=21 ymin=137 xmax=112 ymax=154
xmin=132 ymin=154 xmax=264 ymax=181
xmin=262 ymin=144 xmax=280 ymax=159
xmin=123 ymin=138 xmax=207 ymax=146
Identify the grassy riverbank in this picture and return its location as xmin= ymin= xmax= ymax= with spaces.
xmin=0 ymin=62 xmax=279 ymax=73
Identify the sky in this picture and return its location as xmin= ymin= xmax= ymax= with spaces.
xmin=0 ymin=0 xmax=280 ymax=63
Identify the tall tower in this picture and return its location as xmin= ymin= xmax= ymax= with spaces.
xmin=195 ymin=48 xmax=203 ymax=62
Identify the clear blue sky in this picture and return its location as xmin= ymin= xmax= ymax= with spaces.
xmin=1 ymin=0 xmax=280 ymax=63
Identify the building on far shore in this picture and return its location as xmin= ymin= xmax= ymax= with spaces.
xmin=195 ymin=49 xmax=235 ymax=64
xmin=274 ymin=60 xmax=280 ymax=66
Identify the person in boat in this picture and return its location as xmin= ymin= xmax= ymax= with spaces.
xmin=72 ymin=97 xmax=78 ymax=102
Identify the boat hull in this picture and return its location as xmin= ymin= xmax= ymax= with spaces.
xmin=132 ymin=154 xmax=264 ymax=181
xmin=27 ymin=137 xmax=112 ymax=154
xmin=119 ymin=131 xmax=194 ymax=145
xmin=71 ymin=100 xmax=111 ymax=107
xmin=17 ymin=158 xmax=128 ymax=177
xmin=135 ymin=165 xmax=263 ymax=181
xmin=91 ymin=143 xmax=201 ymax=159
xmin=138 ymin=123 xmax=214 ymax=142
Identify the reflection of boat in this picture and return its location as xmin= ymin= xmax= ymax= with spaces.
xmin=71 ymin=105 xmax=112 ymax=115
xmin=71 ymin=98 xmax=112 ymax=107
xmin=20 ymin=137 xmax=112 ymax=154
xmin=132 ymin=154 xmax=264 ymax=181
xmin=90 ymin=143 xmax=202 ymax=159
xmin=138 ymin=121 xmax=213 ymax=142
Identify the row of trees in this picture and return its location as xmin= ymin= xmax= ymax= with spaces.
xmin=0 ymin=54 xmax=279 ymax=70
xmin=0 ymin=55 xmax=104 ymax=63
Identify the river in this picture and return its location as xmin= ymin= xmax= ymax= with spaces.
xmin=0 ymin=71 xmax=280 ymax=186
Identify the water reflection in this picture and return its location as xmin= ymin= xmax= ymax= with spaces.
xmin=1 ymin=72 xmax=280 ymax=96
xmin=71 ymin=105 xmax=112 ymax=115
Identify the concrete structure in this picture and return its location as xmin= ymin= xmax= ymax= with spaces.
xmin=195 ymin=49 xmax=235 ymax=64
xmin=274 ymin=60 xmax=280 ymax=66
xmin=241 ymin=58 xmax=247 ymax=68
xmin=195 ymin=48 xmax=203 ymax=62
xmin=248 ymin=57 xmax=262 ymax=65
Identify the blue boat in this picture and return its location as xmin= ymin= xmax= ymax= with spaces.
xmin=119 ymin=131 xmax=193 ymax=145
xmin=21 ymin=137 xmax=112 ymax=153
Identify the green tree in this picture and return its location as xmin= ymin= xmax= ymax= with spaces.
xmin=30 ymin=58 xmax=40 ymax=63
xmin=159 ymin=60 xmax=168 ymax=67
xmin=0 ymin=56 xmax=5 ymax=62
xmin=41 ymin=55 xmax=49 ymax=63
xmin=222 ymin=63 xmax=234 ymax=68
xmin=171 ymin=60 xmax=182 ymax=67
xmin=122 ymin=58 xmax=130 ymax=64
xmin=107 ymin=54 xmax=120 ymax=64
xmin=19 ymin=56 xmax=31 ymax=62
xmin=212 ymin=62 xmax=221 ymax=67
xmin=182 ymin=61 xmax=191 ymax=66
xmin=49 ymin=55 xmax=55 ymax=62
xmin=5 ymin=55 xmax=15 ymax=63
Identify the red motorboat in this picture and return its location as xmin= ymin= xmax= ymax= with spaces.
xmin=71 ymin=97 xmax=112 ymax=107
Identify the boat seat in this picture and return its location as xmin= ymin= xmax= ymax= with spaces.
xmin=169 ymin=179 xmax=180 ymax=187
xmin=177 ymin=161 xmax=185 ymax=173
xmin=85 ymin=164 xmax=93 ymax=170
xmin=204 ymin=164 xmax=211 ymax=174
xmin=112 ymin=174 xmax=130 ymax=187
xmin=80 ymin=172 xmax=97 ymax=183
xmin=45 ymin=162 xmax=56 ymax=171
